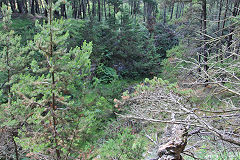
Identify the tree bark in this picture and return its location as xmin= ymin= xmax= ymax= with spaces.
xmin=49 ymin=1 xmax=61 ymax=158
xmin=227 ymin=0 xmax=240 ymax=58
xmin=176 ymin=2 xmax=179 ymax=19
xmin=72 ymin=0 xmax=77 ymax=18
xmin=87 ymin=0 xmax=91 ymax=17
xmin=104 ymin=0 xmax=107 ymax=19
xmin=10 ymin=0 xmax=17 ymax=13
xmin=157 ymin=125 xmax=188 ymax=160
xmin=44 ymin=0 xmax=48 ymax=17
xmin=170 ymin=2 xmax=175 ymax=20
xmin=98 ymin=0 xmax=101 ymax=21
xmin=16 ymin=0 xmax=24 ymax=13
xmin=221 ymin=0 xmax=229 ymax=36
xmin=82 ymin=0 xmax=86 ymax=19
xmin=35 ymin=0 xmax=39 ymax=14
xmin=202 ymin=0 xmax=209 ymax=84
xmin=92 ymin=0 xmax=96 ymax=17
xmin=163 ymin=4 xmax=167 ymax=24
xmin=60 ymin=4 xmax=67 ymax=18
xmin=31 ymin=0 xmax=35 ymax=15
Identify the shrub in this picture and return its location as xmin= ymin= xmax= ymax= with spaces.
xmin=96 ymin=64 xmax=118 ymax=83
xmin=100 ymin=128 xmax=146 ymax=160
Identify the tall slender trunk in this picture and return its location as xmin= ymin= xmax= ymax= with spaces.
xmin=176 ymin=2 xmax=179 ymax=19
xmin=10 ymin=0 xmax=17 ymax=13
xmin=82 ymin=0 xmax=86 ymax=19
xmin=72 ymin=1 xmax=77 ymax=18
xmin=61 ymin=4 xmax=67 ymax=18
xmin=92 ymin=0 xmax=96 ymax=17
xmin=221 ymin=0 xmax=229 ymax=36
xmin=143 ymin=2 xmax=146 ymax=22
xmin=22 ymin=0 xmax=28 ymax=13
xmin=16 ymin=0 xmax=23 ymax=13
xmin=49 ymin=1 xmax=61 ymax=158
xmin=216 ymin=0 xmax=223 ymax=61
xmin=181 ymin=3 xmax=184 ymax=16
xmin=79 ymin=0 xmax=82 ymax=19
xmin=198 ymin=13 xmax=203 ymax=73
xmin=163 ymin=4 xmax=166 ymax=24
xmin=44 ymin=0 xmax=48 ymax=17
xmin=108 ymin=3 xmax=111 ymax=18
xmin=219 ymin=0 xmax=229 ymax=62
xmin=98 ymin=0 xmax=101 ymax=21
xmin=104 ymin=0 xmax=107 ymax=19
xmin=170 ymin=2 xmax=174 ymax=20
xmin=202 ymin=0 xmax=208 ymax=84
xmin=35 ymin=0 xmax=39 ymax=13
xmin=227 ymin=0 xmax=240 ymax=58
xmin=31 ymin=0 xmax=35 ymax=14
xmin=218 ymin=0 xmax=223 ymax=31
xmin=113 ymin=5 xmax=116 ymax=18
xmin=6 ymin=27 xmax=19 ymax=160
xmin=87 ymin=0 xmax=91 ymax=17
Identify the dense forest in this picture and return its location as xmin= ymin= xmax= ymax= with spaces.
xmin=0 ymin=0 xmax=239 ymax=159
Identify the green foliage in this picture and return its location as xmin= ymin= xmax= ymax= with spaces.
xmin=96 ymin=64 xmax=118 ymax=83
xmin=100 ymin=128 xmax=146 ymax=160
xmin=185 ymin=148 xmax=240 ymax=160
xmin=97 ymin=79 xmax=140 ymax=101
xmin=64 ymin=9 xmax=178 ymax=79
xmin=0 ymin=2 xmax=94 ymax=158
xmin=0 ymin=4 xmax=29 ymax=134
xmin=9 ymin=17 xmax=36 ymax=44
xmin=160 ymin=44 xmax=186 ymax=82
xmin=0 ymin=14 xmax=36 ymax=44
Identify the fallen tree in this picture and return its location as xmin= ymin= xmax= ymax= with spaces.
xmin=115 ymin=77 xmax=240 ymax=159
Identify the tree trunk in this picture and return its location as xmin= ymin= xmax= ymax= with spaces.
xmin=218 ymin=0 xmax=223 ymax=32
xmin=216 ymin=0 xmax=223 ymax=61
xmin=170 ymin=2 xmax=174 ymax=20
xmin=87 ymin=0 xmax=91 ymax=17
xmin=79 ymin=1 xmax=82 ymax=19
xmin=163 ymin=4 xmax=166 ymax=24
xmin=108 ymin=3 xmax=111 ymax=18
xmin=16 ymin=0 xmax=24 ymax=13
xmin=82 ymin=0 xmax=86 ymax=19
xmin=104 ymin=0 xmax=107 ymax=19
xmin=35 ymin=0 xmax=39 ymax=14
xmin=221 ymin=0 xmax=229 ymax=36
xmin=49 ymin=1 xmax=61 ymax=158
xmin=10 ymin=0 xmax=17 ymax=13
xmin=157 ymin=125 xmax=188 ymax=160
xmin=143 ymin=2 xmax=146 ymax=22
xmin=22 ymin=0 xmax=28 ymax=13
xmin=202 ymin=0 xmax=208 ymax=84
xmin=92 ymin=0 xmax=96 ymax=17
xmin=44 ymin=0 xmax=48 ymax=17
xmin=31 ymin=0 xmax=35 ymax=15
xmin=176 ymin=2 xmax=179 ymax=19
xmin=227 ymin=0 xmax=240 ymax=58
xmin=98 ymin=0 xmax=101 ymax=21
xmin=72 ymin=1 xmax=77 ymax=18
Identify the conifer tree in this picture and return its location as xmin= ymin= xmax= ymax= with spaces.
xmin=0 ymin=5 xmax=28 ymax=160
xmin=10 ymin=0 xmax=92 ymax=158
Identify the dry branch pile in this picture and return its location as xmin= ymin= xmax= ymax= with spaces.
xmin=116 ymin=77 xmax=240 ymax=159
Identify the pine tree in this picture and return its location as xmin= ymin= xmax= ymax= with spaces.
xmin=10 ymin=0 xmax=92 ymax=158
xmin=0 ymin=5 xmax=29 ymax=160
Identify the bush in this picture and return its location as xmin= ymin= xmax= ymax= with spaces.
xmin=96 ymin=64 xmax=118 ymax=83
xmin=100 ymin=128 xmax=146 ymax=160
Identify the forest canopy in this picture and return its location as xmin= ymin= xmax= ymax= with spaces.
xmin=0 ymin=0 xmax=239 ymax=160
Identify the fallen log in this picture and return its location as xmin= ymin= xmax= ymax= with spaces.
xmin=157 ymin=124 xmax=188 ymax=160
